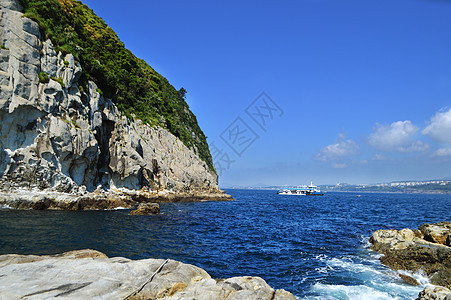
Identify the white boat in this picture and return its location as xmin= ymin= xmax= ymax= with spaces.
xmin=277 ymin=182 xmax=324 ymax=196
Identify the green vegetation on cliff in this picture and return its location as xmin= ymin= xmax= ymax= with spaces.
xmin=19 ymin=0 xmax=215 ymax=173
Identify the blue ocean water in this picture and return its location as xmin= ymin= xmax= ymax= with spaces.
xmin=0 ymin=190 xmax=450 ymax=299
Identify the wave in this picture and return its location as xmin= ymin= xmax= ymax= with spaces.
xmin=0 ymin=204 xmax=13 ymax=209
xmin=308 ymin=283 xmax=397 ymax=300
xmin=302 ymin=253 xmax=425 ymax=299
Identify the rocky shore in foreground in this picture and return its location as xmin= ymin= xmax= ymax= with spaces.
xmin=370 ymin=222 xmax=451 ymax=300
xmin=0 ymin=249 xmax=295 ymax=299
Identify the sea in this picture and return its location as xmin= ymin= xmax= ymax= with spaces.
xmin=1 ymin=190 xmax=450 ymax=299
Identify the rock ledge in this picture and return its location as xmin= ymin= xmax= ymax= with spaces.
xmin=0 ymin=188 xmax=234 ymax=211
xmin=0 ymin=249 xmax=296 ymax=299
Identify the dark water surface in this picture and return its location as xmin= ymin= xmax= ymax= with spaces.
xmin=1 ymin=190 xmax=450 ymax=299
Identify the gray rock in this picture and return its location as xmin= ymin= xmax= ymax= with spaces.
xmin=40 ymin=39 xmax=57 ymax=77
xmin=0 ymin=3 xmax=40 ymax=113
xmin=0 ymin=249 xmax=296 ymax=299
xmin=0 ymin=0 xmax=22 ymax=11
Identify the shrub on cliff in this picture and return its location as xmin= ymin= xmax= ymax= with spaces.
xmin=51 ymin=76 xmax=65 ymax=88
xmin=19 ymin=0 xmax=215 ymax=173
xmin=38 ymin=71 xmax=49 ymax=83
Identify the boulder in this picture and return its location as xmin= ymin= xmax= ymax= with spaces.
xmin=130 ymin=202 xmax=160 ymax=215
xmin=417 ymin=286 xmax=451 ymax=300
xmin=369 ymin=228 xmax=415 ymax=253
xmin=370 ymin=222 xmax=451 ymax=292
xmin=399 ymin=274 xmax=419 ymax=286
xmin=0 ymin=249 xmax=297 ymax=299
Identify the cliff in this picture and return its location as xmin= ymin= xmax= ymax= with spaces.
xmin=19 ymin=0 xmax=215 ymax=173
xmin=0 ymin=0 xmax=230 ymax=209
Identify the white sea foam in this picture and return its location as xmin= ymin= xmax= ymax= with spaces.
xmin=315 ymin=265 xmax=333 ymax=274
xmin=360 ymin=235 xmax=373 ymax=249
xmin=326 ymin=256 xmax=385 ymax=277
xmin=304 ymin=253 xmax=424 ymax=299
xmin=0 ymin=204 xmax=13 ymax=209
xmin=308 ymin=283 xmax=398 ymax=300
xmin=113 ymin=206 xmax=128 ymax=210
xmin=310 ymin=253 xmax=330 ymax=262
xmin=397 ymin=270 xmax=430 ymax=286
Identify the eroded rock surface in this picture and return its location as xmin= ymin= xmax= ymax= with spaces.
xmin=0 ymin=0 xmax=232 ymax=209
xmin=419 ymin=222 xmax=451 ymax=246
xmin=370 ymin=222 xmax=451 ymax=299
xmin=0 ymin=249 xmax=296 ymax=299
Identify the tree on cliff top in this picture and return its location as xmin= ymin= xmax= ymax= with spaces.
xmin=19 ymin=0 xmax=216 ymax=173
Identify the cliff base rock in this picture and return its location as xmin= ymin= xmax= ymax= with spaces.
xmin=0 ymin=189 xmax=233 ymax=211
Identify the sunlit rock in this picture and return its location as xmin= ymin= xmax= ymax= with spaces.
xmin=0 ymin=249 xmax=296 ymax=299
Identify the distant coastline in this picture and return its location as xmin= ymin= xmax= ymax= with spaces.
xmin=327 ymin=189 xmax=451 ymax=195
xmin=224 ymin=188 xmax=451 ymax=195
xmin=322 ymin=180 xmax=451 ymax=194
xmin=222 ymin=178 xmax=451 ymax=195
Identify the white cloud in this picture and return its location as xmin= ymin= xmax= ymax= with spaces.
xmin=315 ymin=133 xmax=360 ymax=162
xmin=398 ymin=140 xmax=430 ymax=153
xmin=332 ymin=163 xmax=348 ymax=168
xmin=367 ymin=120 xmax=428 ymax=152
xmin=371 ymin=154 xmax=387 ymax=161
xmin=434 ymin=147 xmax=451 ymax=157
xmin=422 ymin=108 xmax=451 ymax=144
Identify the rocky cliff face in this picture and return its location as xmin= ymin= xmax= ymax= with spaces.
xmin=0 ymin=0 xmax=219 ymax=200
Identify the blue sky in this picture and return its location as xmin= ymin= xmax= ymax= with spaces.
xmin=82 ymin=0 xmax=451 ymax=186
